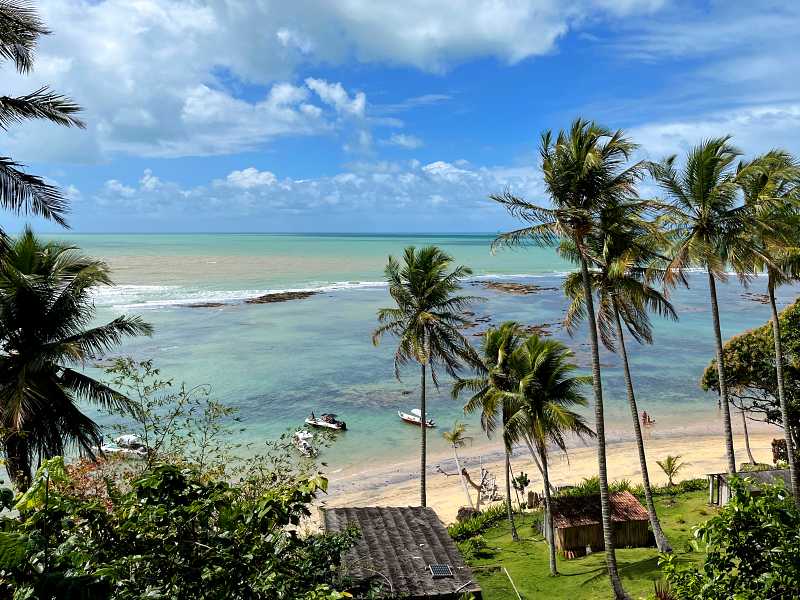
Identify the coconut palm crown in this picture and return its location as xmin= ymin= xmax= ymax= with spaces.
xmin=373 ymin=245 xmax=479 ymax=506
xmin=0 ymin=229 xmax=152 ymax=489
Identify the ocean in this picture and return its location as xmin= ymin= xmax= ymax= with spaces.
xmin=56 ymin=233 xmax=795 ymax=472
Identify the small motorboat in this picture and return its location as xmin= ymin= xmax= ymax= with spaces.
xmin=398 ymin=408 xmax=435 ymax=428
xmin=305 ymin=413 xmax=347 ymax=431
xmin=293 ymin=429 xmax=317 ymax=457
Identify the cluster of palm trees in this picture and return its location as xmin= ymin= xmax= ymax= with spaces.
xmin=0 ymin=3 xmax=150 ymax=490
xmin=375 ymin=120 xmax=800 ymax=599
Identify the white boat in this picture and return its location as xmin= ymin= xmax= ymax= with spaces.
xmin=91 ymin=434 xmax=150 ymax=459
xmin=398 ymin=408 xmax=435 ymax=428
xmin=305 ymin=413 xmax=347 ymax=430
xmin=293 ymin=429 xmax=317 ymax=457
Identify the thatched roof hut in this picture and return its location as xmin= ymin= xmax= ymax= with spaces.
xmin=322 ymin=506 xmax=482 ymax=599
xmin=548 ymin=491 xmax=652 ymax=556
xmin=707 ymin=468 xmax=791 ymax=506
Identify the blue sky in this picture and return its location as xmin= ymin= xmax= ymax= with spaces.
xmin=2 ymin=0 xmax=800 ymax=233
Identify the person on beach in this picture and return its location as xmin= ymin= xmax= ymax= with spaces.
xmin=641 ymin=411 xmax=655 ymax=426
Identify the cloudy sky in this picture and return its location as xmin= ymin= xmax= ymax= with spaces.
xmin=2 ymin=0 xmax=799 ymax=233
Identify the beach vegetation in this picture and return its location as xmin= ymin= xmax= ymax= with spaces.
xmin=661 ymin=478 xmax=800 ymax=599
xmin=701 ymin=297 xmax=800 ymax=466
xmin=656 ymin=455 xmax=685 ymax=487
xmin=648 ymin=137 xmax=752 ymax=475
xmin=442 ymin=421 xmax=475 ymax=509
xmin=0 ymin=229 xmax=152 ymax=491
xmin=492 ymin=118 xmax=644 ymax=599
xmin=561 ymin=191 xmax=676 ymax=552
xmin=453 ymin=321 xmax=526 ymax=541
xmin=373 ymin=245 xmax=480 ymax=507
xmin=0 ymin=1 xmax=84 ymax=232
xmin=736 ymin=149 xmax=800 ymax=503
xmin=0 ymin=459 xmax=355 ymax=599
xmin=503 ymin=334 xmax=594 ymax=575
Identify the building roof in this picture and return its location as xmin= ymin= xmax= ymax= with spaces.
xmin=719 ymin=468 xmax=791 ymax=488
xmin=550 ymin=491 xmax=650 ymax=529
xmin=322 ymin=506 xmax=481 ymax=599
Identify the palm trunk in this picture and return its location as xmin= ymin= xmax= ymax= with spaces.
xmin=4 ymin=434 xmax=32 ymax=492
xmin=538 ymin=440 xmax=558 ymax=576
xmin=452 ymin=446 xmax=474 ymax=509
xmin=768 ymin=274 xmax=800 ymax=504
xmin=707 ymin=269 xmax=736 ymax=474
xmin=741 ymin=409 xmax=756 ymax=464
xmin=581 ymin=257 xmax=629 ymax=600
xmin=420 ymin=362 xmax=427 ymax=507
xmin=505 ymin=447 xmax=519 ymax=541
xmin=524 ymin=437 xmax=557 ymax=494
xmin=612 ymin=300 xmax=672 ymax=553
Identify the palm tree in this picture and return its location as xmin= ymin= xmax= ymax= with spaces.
xmin=453 ymin=322 xmax=525 ymax=541
xmin=373 ymin=246 xmax=479 ymax=507
xmin=0 ymin=229 xmax=152 ymax=490
xmin=656 ymin=455 xmax=685 ymax=487
xmin=443 ymin=421 xmax=474 ymax=509
xmin=738 ymin=150 xmax=800 ymax=503
xmin=649 ymin=137 xmax=753 ymax=475
xmin=561 ymin=199 xmax=675 ymax=553
xmin=0 ymin=2 xmax=84 ymax=230
xmin=504 ymin=335 xmax=593 ymax=576
xmin=492 ymin=119 xmax=642 ymax=599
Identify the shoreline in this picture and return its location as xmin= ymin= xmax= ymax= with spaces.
xmin=320 ymin=428 xmax=781 ymax=525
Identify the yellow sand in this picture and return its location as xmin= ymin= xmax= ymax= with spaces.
xmin=320 ymin=430 xmax=780 ymax=525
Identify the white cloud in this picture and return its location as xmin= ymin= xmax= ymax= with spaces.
xmin=90 ymin=159 xmax=543 ymax=227
xmin=305 ymin=78 xmax=366 ymax=117
xmin=630 ymin=104 xmax=800 ymax=160
xmin=225 ymin=167 xmax=278 ymax=189
xmin=0 ymin=0 xmax=669 ymax=161
xmin=384 ymin=133 xmax=424 ymax=149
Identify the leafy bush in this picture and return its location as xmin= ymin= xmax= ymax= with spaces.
xmin=0 ymin=459 xmax=356 ymax=599
xmin=448 ymin=503 xmax=508 ymax=541
xmin=555 ymin=476 xmax=635 ymax=498
xmin=661 ymin=477 xmax=800 ymax=599
xmin=457 ymin=535 xmax=493 ymax=560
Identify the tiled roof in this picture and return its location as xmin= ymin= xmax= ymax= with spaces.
xmin=550 ymin=491 xmax=650 ymax=529
xmin=322 ymin=506 xmax=481 ymax=599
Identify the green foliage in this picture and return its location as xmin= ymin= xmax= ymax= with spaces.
xmin=512 ymin=471 xmax=529 ymax=493
xmin=0 ymin=462 xmax=355 ymax=599
xmin=457 ymin=534 xmax=492 ymax=560
xmin=701 ymin=297 xmax=800 ymax=450
xmin=661 ymin=478 xmax=800 ymax=599
xmin=448 ymin=503 xmax=509 ymax=542
xmin=656 ymin=455 xmax=685 ymax=487
xmin=102 ymin=358 xmax=244 ymax=477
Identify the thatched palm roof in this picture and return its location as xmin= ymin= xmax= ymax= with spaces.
xmin=322 ymin=506 xmax=482 ymax=599
xmin=550 ymin=490 xmax=649 ymax=529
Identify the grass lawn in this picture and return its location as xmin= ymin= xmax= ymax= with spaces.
xmin=466 ymin=490 xmax=715 ymax=599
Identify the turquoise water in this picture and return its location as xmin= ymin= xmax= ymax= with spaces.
xmin=51 ymin=233 xmax=797 ymax=472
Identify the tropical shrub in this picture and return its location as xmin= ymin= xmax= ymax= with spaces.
xmin=661 ymin=478 xmax=800 ymax=599
xmin=448 ymin=502 xmax=508 ymax=541
xmin=0 ymin=458 xmax=356 ymax=599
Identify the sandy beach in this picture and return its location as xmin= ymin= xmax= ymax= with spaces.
xmin=321 ymin=428 xmax=781 ymax=525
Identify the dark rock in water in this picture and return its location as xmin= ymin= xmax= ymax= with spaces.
xmin=472 ymin=280 xmax=559 ymax=295
xmin=182 ymin=302 xmax=227 ymax=308
xmin=741 ymin=292 xmax=769 ymax=304
xmin=245 ymin=290 xmax=318 ymax=304
xmin=402 ymin=390 xmax=413 ymax=395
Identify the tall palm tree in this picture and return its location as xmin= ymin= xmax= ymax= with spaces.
xmin=504 ymin=335 xmax=593 ymax=576
xmin=561 ymin=199 xmax=676 ymax=552
xmin=492 ymin=119 xmax=642 ymax=599
xmin=0 ymin=2 xmax=84 ymax=230
xmin=738 ymin=150 xmax=800 ymax=503
xmin=649 ymin=137 xmax=753 ymax=475
xmin=0 ymin=229 xmax=152 ymax=490
xmin=442 ymin=421 xmax=474 ymax=509
xmin=453 ymin=322 xmax=525 ymax=541
xmin=373 ymin=246 xmax=479 ymax=507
